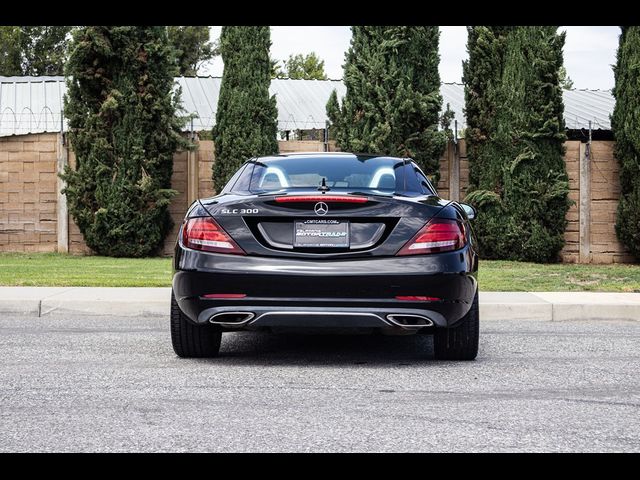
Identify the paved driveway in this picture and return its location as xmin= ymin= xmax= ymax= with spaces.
xmin=1 ymin=315 xmax=639 ymax=452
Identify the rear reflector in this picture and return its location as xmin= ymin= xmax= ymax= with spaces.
xmin=182 ymin=217 xmax=245 ymax=255
xmin=396 ymin=218 xmax=466 ymax=256
xmin=395 ymin=296 xmax=442 ymax=302
xmin=202 ymin=293 xmax=247 ymax=299
xmin=274 ymin=195 xmax=368 ymax=203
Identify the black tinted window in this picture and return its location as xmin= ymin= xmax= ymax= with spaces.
xmin=245 ymin=156 xmax=406 ymax=194
xmin=413 ymin=163 xmax=437 ymax=195
xmin=399 ymin=162 xmax=436 ymax=195
xmin=228 ymin=162 xmax=254 ymax=193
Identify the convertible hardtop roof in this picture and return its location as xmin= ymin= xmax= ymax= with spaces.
xmin=252 ymin=152 xmax=409 ymax=162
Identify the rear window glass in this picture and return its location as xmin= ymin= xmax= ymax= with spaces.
xmin=244 ymin=156 xmax=405 ymax=194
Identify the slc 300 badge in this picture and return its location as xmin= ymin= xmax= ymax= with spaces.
xmin=220 ymin=208 xmax=259 ymax=214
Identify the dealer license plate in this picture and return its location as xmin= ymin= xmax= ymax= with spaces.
xmin=294 ymin=220 xmax=349 ymax=248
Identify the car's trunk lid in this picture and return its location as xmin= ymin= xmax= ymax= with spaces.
xmin=201 ymin=191 xmax=448 ymax=258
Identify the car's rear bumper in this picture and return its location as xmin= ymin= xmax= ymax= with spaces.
xmin=173 ymin=245 xmax=478 ymax=329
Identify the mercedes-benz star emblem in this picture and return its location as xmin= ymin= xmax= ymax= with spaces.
xmin=314 ymin=202 xmax=328 ymax=216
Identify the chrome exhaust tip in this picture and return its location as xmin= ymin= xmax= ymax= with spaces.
xmin=209 ymin=311 xmax=255 ymax=327
xmin=386 ymin=314 xmax=434 ymax=329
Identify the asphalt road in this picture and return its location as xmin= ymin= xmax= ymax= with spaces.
xmin=1 ymin=314 xmax=639 ymax=452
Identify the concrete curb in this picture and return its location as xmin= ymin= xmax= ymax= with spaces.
xmin=479 ymin=292 xmax=553 ymax=321
xmin=0 ymin=287 xmax=171 ymax=318
xmin=530 ymin=292 xmax=640 ymax=322
xmin=1 ymin=287 xmax=640 ymax=321
xmin=39 ymin=287 xmax=171 ymax=318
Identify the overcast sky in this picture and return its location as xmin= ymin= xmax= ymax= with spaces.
xmin=202 ymin=26 xmax=620 ymax=90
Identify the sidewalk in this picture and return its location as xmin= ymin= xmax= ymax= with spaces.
xmin=1 ymin=287 xmax=640 ymax=321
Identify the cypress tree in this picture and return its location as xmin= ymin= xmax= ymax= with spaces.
xmin=326 ymin=26 xmax=447 ymax=178
xmin=612 ymin=26 xmax=640 ymax=260
xmin=61 ymin=27 xmax=188 ymax=257
xmin=464 ymin=26 xmax=570 ymax=262
xmin=212 ymin=26 xmax=278 ymax=190
xmin=326 ymin=89 xmax=341 ymax=141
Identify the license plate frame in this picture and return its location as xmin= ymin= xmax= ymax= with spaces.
xmin=294 ymin=219 xmax=350 ymax=248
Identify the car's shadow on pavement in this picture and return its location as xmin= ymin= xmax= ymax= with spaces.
xmin=195 ymin=330 xmax=443 ymax=366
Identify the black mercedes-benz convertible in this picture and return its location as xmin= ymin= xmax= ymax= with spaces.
xmin=171 ymin=152 xmax=479 ymax=360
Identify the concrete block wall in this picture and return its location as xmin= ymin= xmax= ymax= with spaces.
xmin=588 ymin=141 xmax=634 ymax=263
xmin=197 ymin=140 xmax=215 ymax=199
xmin=278 ymin=139 xmax=326 ymax=153
xmin=160 ymin=149 xmax=188 ymax=257
xmin=560 ymin=141 xmax=581 ymax=263
xmin=0 ymin=134 xmax=636 ymax=263
xmin=436 ymin=145 xmax=450 ymax=200
xmin=0 ymin=133 xmax=59 ymax=253
xmin=66 ymin=147 xmax=91 ymax=255
xmin=436 ymin=140 xmax=468 ymax=202
xmin=458 ymin=140 xmax=470 ymax=200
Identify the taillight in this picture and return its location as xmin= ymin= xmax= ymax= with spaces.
xmin=182 ymin=217 xmax=245 ymax=255
xmin=274 ymin=195 xmax=368 ymax=203
xmin=396 ymin=218 xmax=466 ymax=256
xmin=202 ymin=293 xmax=247 ymax=299
xmin=395 ymin=296 xmax=442 ymax=302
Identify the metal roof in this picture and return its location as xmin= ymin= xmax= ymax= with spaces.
xmin=0 ymin=76 xmax=67 ymax=136
xmin=0 ymin=76 xmax=614 ymax=137
xmin=562 ymin=89 xmax=615 ymax=131
xmin=175 ymin=76 xmax=348 ymax=132
xmin=437 ymin=83 xmax=615 ymax=133
xmin=440 ymin=82 xmax=467 ymax=132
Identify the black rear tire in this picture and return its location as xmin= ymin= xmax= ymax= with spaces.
xmin=433 ymin=291 xmax=479 ymax=360
xmin=171 ymin=290 xmax=221 ymax=358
